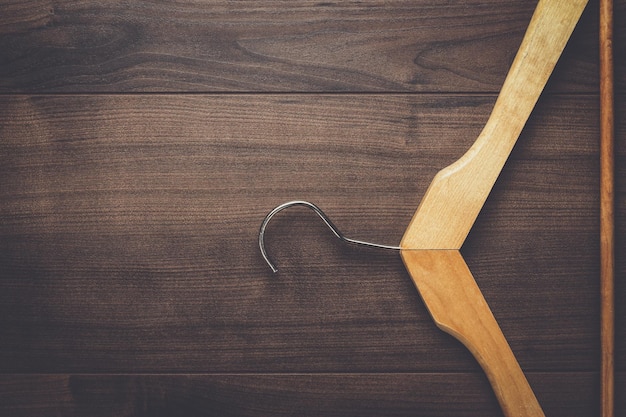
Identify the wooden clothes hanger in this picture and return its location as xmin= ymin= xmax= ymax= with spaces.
xmin=260 ymin=1 xmax=590 ymax=416
xmin=399 ymin=1 xmax=587 ymax=416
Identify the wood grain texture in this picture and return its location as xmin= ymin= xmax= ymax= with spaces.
xmin=0 ymin=0 xmax=615 ymax=93
xmin=0 ymin=373 xmax=602 ymax=417
xmin=0 ymin=94 xmax=600 ymax=374
xmin=0 ymin=0 xmax=622 ymax=415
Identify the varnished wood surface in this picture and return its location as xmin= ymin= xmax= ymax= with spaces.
xmin=0 ymin=373 xmax=603 ymax=417
xmin=0 ymin=0 xmax=620 ymax=93
xmin=0 ymin=94 xmax=601 ymax=375
xmin=0 ymin=0 xmax=624 ymax=416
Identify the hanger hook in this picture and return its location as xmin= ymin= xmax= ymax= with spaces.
xmin=259 ymin=200 xmax=400 ymax=273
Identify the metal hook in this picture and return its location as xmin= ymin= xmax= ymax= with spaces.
xmin=259 ymin=200 xmax=400 ymax=273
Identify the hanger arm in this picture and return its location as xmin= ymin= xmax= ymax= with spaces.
xmin=402 ymin=250 xmax=544 ymax=417
xmin=401 ymin=0 xmax=588 ymax=250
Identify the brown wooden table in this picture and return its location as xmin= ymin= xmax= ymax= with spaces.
xmin=0 ymin=1 xmax=624 ymax=415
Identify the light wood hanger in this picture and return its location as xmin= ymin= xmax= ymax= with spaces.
xmin=400 ymin=1 xmax=587 ymax=416
xmin=260 ymin=1 xmax=589 ymax=416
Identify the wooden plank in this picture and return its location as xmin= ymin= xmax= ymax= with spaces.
xmin=0 ymin=94 xmax=599 ymax=373
xmin=0 ymin=373 xmax=601 ymax=417
xmin=0 ymin=0 xmax=612 ymax=93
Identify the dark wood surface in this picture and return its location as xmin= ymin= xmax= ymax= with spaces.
xmin=0 ymin=0 xmax=623 ymax=93
xmin=0 ymin=1 xmax=623 ymax=416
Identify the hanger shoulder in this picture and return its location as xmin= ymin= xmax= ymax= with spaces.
xmin=401 ymin=0 xmax=588 ymax=250
xmin=401 ymin=249 xmax=544 ymax=417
